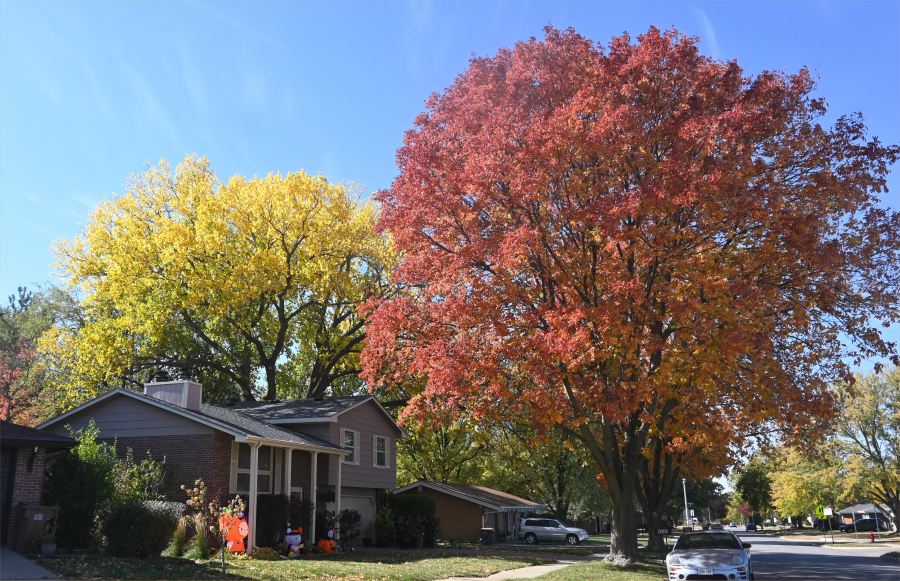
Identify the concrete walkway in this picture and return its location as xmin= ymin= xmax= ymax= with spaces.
xmin=0 ymin=548 xmax=58 ymax=580
xmin=439 ymin=558 xmax=584 ymax=581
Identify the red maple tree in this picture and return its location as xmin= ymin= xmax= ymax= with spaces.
xmin=0 ymin=339 xmax=44 ymax=426
xmin=362 ymin=27 xmax=899 ymax=562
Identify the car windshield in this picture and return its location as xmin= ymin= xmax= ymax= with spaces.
xmin=675 ymin=534 xmax=742 ymax=551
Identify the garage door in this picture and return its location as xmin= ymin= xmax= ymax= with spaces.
xmin=341 ymin=495 xmax=376 ymax=539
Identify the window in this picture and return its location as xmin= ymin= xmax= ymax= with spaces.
xmin=341 ymin=429 xmax=359 ymax=465
xmin=373 ymin=435 xmax=390 ymax=468
xmin=290 ymin=487 xmax=303 ymax=502
xmin=232 ymin=443 xmax=273 ymax=494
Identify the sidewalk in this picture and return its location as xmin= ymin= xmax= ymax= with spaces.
xmin=438 ymin=558 xmax=583 ymax=581
xmin=0 ymin=548 xmax=58 ymax=580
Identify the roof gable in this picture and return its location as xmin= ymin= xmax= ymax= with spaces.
xmin=219 ymin=395 xmax=406 ymax=437
xmin=36 ymin=389 xmax=344 ymax=453
xmin=393 ymin=480 xmax=544 ymax=511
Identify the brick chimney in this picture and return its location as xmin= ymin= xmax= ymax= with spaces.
xmin=143 ymin=371 xmax=203 ymax=411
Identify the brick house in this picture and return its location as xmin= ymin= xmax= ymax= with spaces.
xmin=1 ymin=420 xmax=76 ymax=549
xmin=394 ymin=481 xmax=544 ymax=542
xmin=37 ymin=376 xmax=405 ymax=550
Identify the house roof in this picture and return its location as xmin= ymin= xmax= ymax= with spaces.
xmin=219 ymin=395 xmax=406 ymax=436
xmin=36 ymin=389 xmax=345 ymax=454
xmin=1 ymin=420 xmax=77 ymax=451
xmin=197 ymin=404 xmax=338 ymax=449
xmin=221 ymin=396 xmax=371 ymax=419
xmin=839 ymin=502 xmax=893 ymax=516
xmin=393 ymin=480 xmax=545 ymax=512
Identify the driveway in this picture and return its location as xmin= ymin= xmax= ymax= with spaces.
xmin=733 ymin=529 xmax=899 ymax=580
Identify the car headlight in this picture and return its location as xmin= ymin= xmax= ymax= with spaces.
xmin=730 ymin=556 xmax=745 ymax=565
xmin=668 ymin=555 xmax=682 ymax=566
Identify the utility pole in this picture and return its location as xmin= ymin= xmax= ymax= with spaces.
xmin=682 ymin=478 xmax=690 ymax=530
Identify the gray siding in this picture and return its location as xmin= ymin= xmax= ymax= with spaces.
xmin=329 ymin=400 xmax=398 ymax=489
xmin=288 ymin=422 xmax=330 ymax=443
xmin=285 ymin=400 xmax=400 ymax=490
xmin=43 ymin=394 xmax=213 ymax=439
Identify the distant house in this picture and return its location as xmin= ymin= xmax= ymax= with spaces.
xmin=393 ymin=480 xmax=544 ymax=542
xmin=838 ymin=502 xmax=895 ymax=526
xmin=1 ymin=420 xmax=76 ymax=549
xmin=37 ymin=376 xmax=405 ymax=549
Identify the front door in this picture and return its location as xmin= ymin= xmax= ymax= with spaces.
xmin=1 ymin=450 xmax=15 ymax=545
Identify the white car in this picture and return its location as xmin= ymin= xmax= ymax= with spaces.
xmin=517 ymin=518 xmax=589 ymax=545
xmin=666 ymin=530 xmax=753 ymax=581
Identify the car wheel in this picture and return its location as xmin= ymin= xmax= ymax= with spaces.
xmin=525 ymin=533 xmax=538 ymax=545
xmin=566 ymin=534 xmax=579 ymax=546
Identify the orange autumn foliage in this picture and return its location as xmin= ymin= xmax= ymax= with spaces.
xmin=362 ymin=26 xmax=899 ymax=561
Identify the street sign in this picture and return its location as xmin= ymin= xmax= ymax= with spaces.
xmin=690 ymin=510 xmax=695 ymax=517
xmin=656 ymin=528 xmax=672 ymax=535
xmin=815 ymin=504 xmax=826 ymax=519
xmin=823 ymin=508 xmax=833 ymax=516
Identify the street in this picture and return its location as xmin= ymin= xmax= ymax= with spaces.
xmin=733 ymin=530 xmax=899 ymax=581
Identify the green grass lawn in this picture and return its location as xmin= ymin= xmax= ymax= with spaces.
xmin=881 ymin=551 xmax=899 ymax=559
xmin=29 ymin=551 xmax=553 ymax=580
xmin=506 ymin=559 xmax=667 ymax=581
xmin=823 ymin=542 xmax=900 ymax=548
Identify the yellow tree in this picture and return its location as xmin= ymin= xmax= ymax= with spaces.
xmin=46 ymin=155 xmax=397 ymax=403
xmin=770 ymin=445 xmax=847 ymax=522
xmin=837 ymin=367 xmax=900 ymax=531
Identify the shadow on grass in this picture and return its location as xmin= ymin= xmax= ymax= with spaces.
xmin=30 ymin=554 xmax=248 ymax=580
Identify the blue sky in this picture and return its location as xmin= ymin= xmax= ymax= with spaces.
xmin=2 ymin=1 xmax=898 ymax=317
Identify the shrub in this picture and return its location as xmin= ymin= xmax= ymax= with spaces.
xmin=44 ymin=420 xmax=117 ymax=548
xmin=181 ymin=481 xmax=210 ymax=559
xmin=251 ymin=546 xmax=280 ymax=561
xmin=423 ymin=515 xmax=442 ymax=542
xmin=375 ymin=507 xmax=396 ymax=543
xmin=115 ymin=448 xmax=166 ymax=501
xmin=183 ymin=513 xmax=210 ymax=559
xmin=289 ymin=496 xmax=315 ymax=539
xmin=97 ymin=500 xmax=184 ymax=558
xmin=162 ymin=516 xmax=188 ymax=557
xmin=337 ymin=509 xmax=361 ymax=549
xmin=383 ymin=494 xmax=436 ymax=522
xmin=255 ymin=494 xmax=289 ymax=548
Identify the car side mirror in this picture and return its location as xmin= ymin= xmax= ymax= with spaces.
xmin=743 ymin=543 xmax=752 ymax=548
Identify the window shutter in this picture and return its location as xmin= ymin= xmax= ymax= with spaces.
xmin=372 ymin=435 xmax=377 ymax=467
xmin=354 ymin=431 xmax=360 ymax=465
xmin=230 ymin=441 xmax=239 ymax=494
xmin=386 ymin=437 xmax=391 ymax=468
xmin=274 ymin=448 xmax=282 ymax=495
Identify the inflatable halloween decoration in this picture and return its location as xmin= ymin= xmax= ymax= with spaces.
xmin=220 ymin=512 xmax=249 ymax=553
xmin=285 ymin=526 xmax=303 ymax=557
xmin=316 ymin=527 xmax=336 ymax=553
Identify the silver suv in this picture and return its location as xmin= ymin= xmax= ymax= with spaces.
xmin=517 ymin=518 xmax=589 ymax=545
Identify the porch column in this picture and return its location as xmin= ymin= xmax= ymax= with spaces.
xmin=335 ymin=452 xmax=342 ymax=541
xmin=248 ymin=442 xmax=259 ymax=552
xmin=335 ymin=452 xmax=342 ymax=515
xmin=310 ymin=451 xmax=318 ymax=539
xmin=284 ymin=448 xmax=293 ymax=501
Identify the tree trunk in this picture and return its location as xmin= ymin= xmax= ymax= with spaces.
xmin=643 ymin=509 xmax=667 ymax=551
xmin=264 ymin=364 xmax=277 ymax=400
xmin=609 ymin=494 xmax=639 ymax=565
